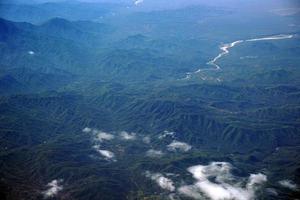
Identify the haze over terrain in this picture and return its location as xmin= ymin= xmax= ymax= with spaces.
xmin=0 ymin=0 xmax=300 ymax=199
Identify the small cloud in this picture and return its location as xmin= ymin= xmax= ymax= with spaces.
xmin=146 ymin=149 xmax=164 ymax=158
xmin=167 ymin=140 xmax=191 ymax=152
xmin=134 ymin=0 xmax=144 ymax=6
xmin=84 ymin=128 xmax=116 ymax=161
xmin=82 ymin=127 xmax=92 ymax=133
xmin=278 ymin=180 xmax=299 ymax=191
xmin=83 ymin=128 xmax=115 ymax=142
xmin=119 ymin=131 xmax=136 ymax=140
xmin=94 ymin=131 xmax=114 ymax=142
xmin=93 ymin=145 xmax=116 ymax=161
xmin=42 ymin=179 xmax=63 ymax=198
xmin=97 ymin=149 xmax=115 ymax=159
xmin=247 ymin=173 xmax=267 ymax=190
xmin=28 ymin=51 xmax=35 ymax=55
xmin=158 ymin=130 xmax=175 ymax=139
xmin=145 ymin=171 xmax=175 ymax=192
xmin=143 ymin=136 xmax=151 ymax=144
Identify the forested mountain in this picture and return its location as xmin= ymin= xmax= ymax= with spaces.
xmin=0 ymin=1 xmax=300 ymax=199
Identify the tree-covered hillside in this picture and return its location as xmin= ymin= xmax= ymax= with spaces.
xmin=0 ymin=1 xmax=300 ymax=199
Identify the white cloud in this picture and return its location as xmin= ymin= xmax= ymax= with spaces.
xmin=42 ymin=179 xmax=63 ymax=198
xmin=198 ymin=181 xmax=248 ymax=200
xmin=83 ymin=127 xmax=117 ymax=161
xmin=93 ymin=145 xmax=116 ymax=161
xmin=134 ymin=0 xmax=144 ymax=6
xmin=146 ymin=149 xmax=164 ymax=158
xmin=143 ymin=136 xmax=151 ymax=144
xmin=167 ymin=140 xmax=191 ymax=152
xmin=278 ymin=180 xmax=299 ymax=191
xmin=95 ymin=131 xmax=114 ymax=142
xmin=28 ymin=50 xmax=35 ymax=55
xmin=158 ymin=130 xmax=175 ymax=139
xmin=178 ymin=162 xmax=267 ymax=200
xmin=83 ymin=128 xmax=115 ymax=142
xmin=145 ymin=171 xmax=175 ymax=192
xmin=119 ymin=131 xmax=136 ymax=140
xmin=247 ymin=173 xmax=267 ymax=190
xmin=97 ymin=149 xmax=115 ymax=159
xmin=82 ymin=127 xmax=92 ymax=133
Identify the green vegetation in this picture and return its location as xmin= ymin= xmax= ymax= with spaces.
xmin=0 ymin=1 xmax=300 ymax=199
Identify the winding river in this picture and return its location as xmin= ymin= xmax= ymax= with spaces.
xmin=183 ymin=34 xmax=295 ymax=80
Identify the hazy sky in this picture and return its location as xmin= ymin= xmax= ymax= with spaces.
xmin=3 ymin=0 xmax=300 ymax=10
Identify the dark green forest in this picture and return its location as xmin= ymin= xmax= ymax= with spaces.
xmin=0 ymin=0 xmax=300 ymax=199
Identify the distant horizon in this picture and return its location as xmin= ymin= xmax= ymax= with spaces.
xmin=2 ymin=0 xmax=300 ymax=15
xmin=3 ymin=0 xmax=300 ymax=7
